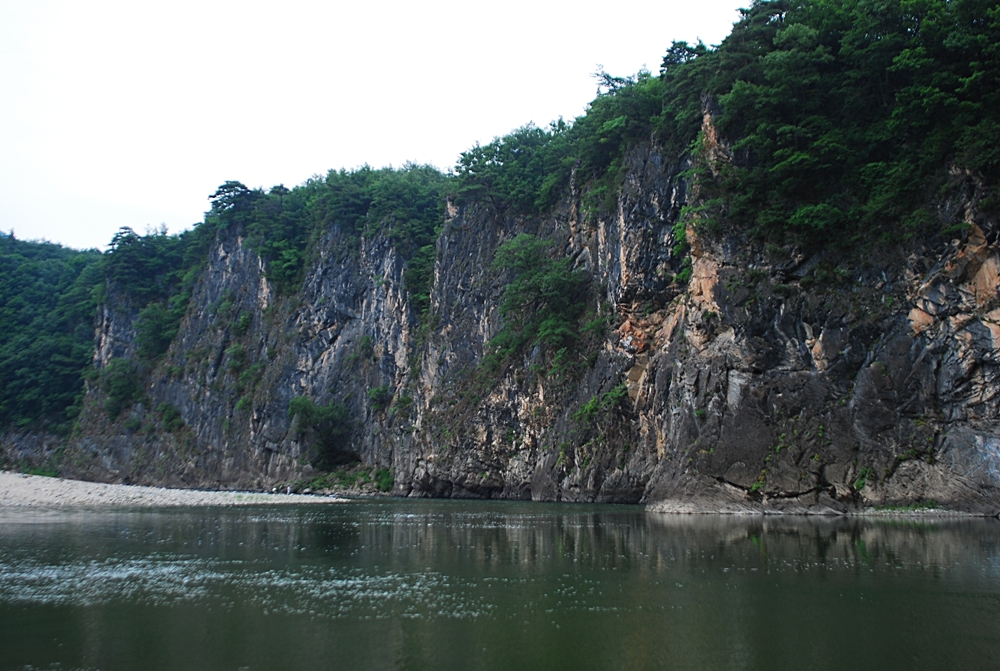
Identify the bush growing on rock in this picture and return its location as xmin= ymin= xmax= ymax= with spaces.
xmin=288 ymin=396 xmax=353 ymax=470
xmin=100 ymin=359 xmax=142 ymax=420
xmin=485 ymin=234 xmax=589 ymax=373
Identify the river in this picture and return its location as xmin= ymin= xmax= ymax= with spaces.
xmin=1 ymin=500 xmax=998 ymax=670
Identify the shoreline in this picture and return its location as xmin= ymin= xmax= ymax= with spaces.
xmin=1 ymin=471 xmax=995 ymax=517
xmin=646 ymin=499 xmax=997 ymax=518
xmin=0 ymin=471 xmax=347 ymax=508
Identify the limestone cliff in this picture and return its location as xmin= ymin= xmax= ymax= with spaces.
xmin=51 ymin=127 xmax=1000 ymax=515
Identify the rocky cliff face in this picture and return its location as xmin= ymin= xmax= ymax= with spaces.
xmin=53 ymin=125 xmax=1000 ymax=514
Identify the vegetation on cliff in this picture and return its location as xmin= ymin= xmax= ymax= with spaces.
xmin=484 ymin=234 xmax=591 ymax=375
xmin=287 ymin=396 xmax=353 ymax=470
xmin=686 ymin=0 xmax=1000 ymax=243
xmin=457 ymin=0 xmax=1000 ymax=245
xmin=206 ymin=165 xmax=450 ymax=293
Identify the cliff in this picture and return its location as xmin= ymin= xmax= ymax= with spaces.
xmin=35 ymin=127 xmax=997 ymax=514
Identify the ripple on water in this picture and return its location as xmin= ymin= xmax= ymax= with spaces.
xmin=0 ymin=552 xmax=495 ymax=619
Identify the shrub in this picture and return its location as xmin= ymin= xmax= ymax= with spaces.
xmin=486 ymin=234 xmax=589 ymax=371
xmin=854 ymin=466 xmax=875 ymax=491
xmin=395 ymin=395 xmax=414 ymax=413
xmin=368 ymin=385 xmax=391 ymax=412
xmin=158 ymin=402 xmax=184 ymax=432
xmin=232 ymin=311 xmax=252 ymax=336
xmin=24 ymin=466 xmax=59 ymax=477
xmin=101 ymin=358 xmax=141 ymax=420
xmin=373 ymin=467 xmax=394 ymax=492
xmin=403 ymin=245 xmax=436 ymax=318
xmin=135 ymin=302 xmax=180 ymax=359
xmin=288 ymin=396 xmax=353 ymax=470
xmin=573 ymin=384 xmax=628 ymax=423
xmin=225 ymin=344 xmax=247 ymax=373
xmin=237 ymin=362 xmax=265 ymax=395
xmin=358 ymin=335 xmax=374 ymax=359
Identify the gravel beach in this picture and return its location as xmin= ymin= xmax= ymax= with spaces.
xmin=0 ymin=471 xmax=346 ymax=507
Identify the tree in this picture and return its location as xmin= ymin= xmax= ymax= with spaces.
xmin=487 ymin=234 xmax=589 ymax=366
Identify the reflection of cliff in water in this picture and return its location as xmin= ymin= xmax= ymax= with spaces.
xmin=4 ymin=506 xmax=999 ymax=576
xmin=645 ymin=514 xmax=1000 ymax=574
xmin=3 ymin=504 xmax=1000 ymax=671
xmin=346 ymin=503 xmax=1000 ymax=575
xmin=372 ymin=513 xmax=1000 ymax=569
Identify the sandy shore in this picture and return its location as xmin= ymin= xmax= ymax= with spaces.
xmin=0 ymin=471 xmax=346 ymax=507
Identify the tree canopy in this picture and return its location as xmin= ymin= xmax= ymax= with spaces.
xmin=686 ymin=0 xmax=1000 ymax=243
xmin=0 ymin=234 xmax=102 ymax=429
xmin=456 ymin=0 xmax=1000 ymax=246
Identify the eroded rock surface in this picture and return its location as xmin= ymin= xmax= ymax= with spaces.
xmin=23 ymin=140 xmax=1000 ymax=514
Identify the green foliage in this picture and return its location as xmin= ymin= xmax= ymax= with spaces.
xmin=573 ymin=384 xmax=629 ymax=423
xmin=484 ymin=235 xmax=589 ymax=372
xmin=855 ymin=465 xmax=875 ymax=491
xmin=104 ymin=221 xmax=216 ymax=365
xmin=105 ymin=226 xmax=192 ymax=304
xmin=403 ymin=244 xmax=436 ymax=317
xmin=100 ymin=358 xmax=141 ymax=420
xmin=573 ymin=70 xmax=665 ymax=207
xmin=158 ymin=402 xmax=184 ymax=433
xmin=658 ymin=0 xmax=1000 ymax=245
xmin=456 ymin=0 xmax=1000 ymax=244
xmin=358 ymin=335 xmax=374 ymax=358
xmin=212 ymin=292 xmax=235 ymax=320
xmin=674 ymin=259 xmax=692 ymax=285
xmin=456 ymin=71 xmax=664 ymax=216
xmin=232 ymin=311 xmax=252 ymax=337
xmin=237 ymin=361 xmax=265 ymax=396
xmin=23 ymin=466 xmax=59 ymax=477
xmin=225 ymin=344 xmax=247 ymax=373
xmin=368 ymin=385 xmax=391 ymax=412
xmin=135 ymin=302 xmax=180 ymax=359
xmin=212 ymin=166 xmax=450 ymax=298
xmin=0 ymin=234 xmax=103 ymax=429
xmin=11 ymin=0 xmax=996 ymax=434
xmin=347 ymin=334 xmax=375 ymax=365
xmin=395 ymin=395 xmax=414 ymax=413
xmin=456 ymin=122 xmax=572 ymax=214
xmin=300 ymin=467 xmax=363 ymax=491
xmin=288 ymin=396 xmax=353 ymax=470
xmin=334 ymin=469 xmax=363 ymax=489
xmin=2 ymin=164 xmax=446 ymax=429
xmin=302 ymin=465 xmax=391 ymax=492
xmin=373 ymin=467 xmax=394 ymax=492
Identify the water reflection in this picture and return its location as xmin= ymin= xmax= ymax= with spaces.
xmin=1 ymin=503 xmax=998 ymax=671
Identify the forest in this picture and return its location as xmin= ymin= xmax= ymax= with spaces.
xmin=2 ymin=0 xmax=997 ymax=433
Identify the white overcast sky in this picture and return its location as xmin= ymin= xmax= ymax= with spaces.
xmin=1 ymin=0 xmax=744 ymax=250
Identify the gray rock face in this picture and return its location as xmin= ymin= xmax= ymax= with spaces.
xmin=42 ymin=137 xmax=1000 ymax=513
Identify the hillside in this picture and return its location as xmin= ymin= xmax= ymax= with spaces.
xmin=3 ymin=0 xmax=1000 ymax=512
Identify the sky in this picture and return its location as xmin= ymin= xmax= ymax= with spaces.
xmin=0 ymin=0 xmax=746 ymax=250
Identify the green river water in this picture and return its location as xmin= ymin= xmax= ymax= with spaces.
xmin=1 ymin=500 xmax=998 ymax=670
